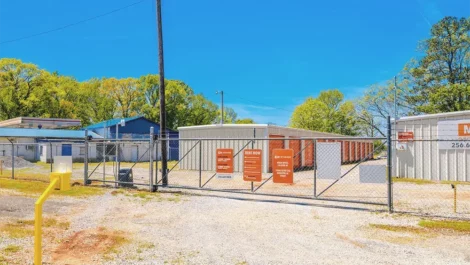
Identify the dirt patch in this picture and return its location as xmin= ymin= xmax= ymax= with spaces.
xmin=52 ymin=227 xmax=128 ymax=264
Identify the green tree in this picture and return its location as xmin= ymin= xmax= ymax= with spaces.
xmin=290 ymin=89 xmax=359 ymax=135
xmin=138 ymin=74 xmax=220 ymax=129
xmin=235 ymin=118 xmax=255 ymax=124
xmin=214 ymin=107 xmax=238 ymax=124
xmin=186 ymin=94 xmax=218 ymax=126
xmin=103 ymin=77 xmax=141 ymax=118
xmin=407 ymin=16 xmax=470 ymax=113
xmin=0 ymin=58 xmax=46 ymax=119
xmin=78 ymin=78 xmax=115 ymax=125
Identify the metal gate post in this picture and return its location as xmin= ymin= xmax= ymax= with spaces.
xmin=149 ymin=127 xmax=154 ymax=192
xmin=155 ymin=138 xmax=159 ymax=191
xmin=49 ymin=142 xmax=52 ymax=172
xmin=313 ymin=139 xmax=317 ymax=198
xmin=84 ymin=130 xmax=89 ymax=186
xmin=10 ymin=140 xmax=14 ymax=179
xmin=387 ymin=116 xmax=393 ymax=213
xmin=199 ymin=140 xmax=202 ymax=188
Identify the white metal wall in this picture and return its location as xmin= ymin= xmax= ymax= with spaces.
xmin=393 ymin=113 xmax=470 ymax=181
xmin=177 ymin=125 xmax=354 ymax=173
xmin=178 ymin=126 xmax=267 ymax=172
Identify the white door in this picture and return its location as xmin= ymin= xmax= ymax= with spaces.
xmin=131 ymin=146 xmax=138 ymax=162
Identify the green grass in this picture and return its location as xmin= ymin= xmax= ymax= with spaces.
xmin=0 ymin=255 xmax=6 ymax=265
xmin=369 ymin=224 xmax=427 ymax=234
xmin=0 ymin=222 xmax=34 ymax=238
xmin=392 ymin=177 xmax=470 ymax=186
xmin=3 ymin=245 xmax=21 ymax=254
xmin=0 ymin=178 xmax=105 ymax=197
xmin=392 ymin=177 xmax=435 ymax=185
xmin=418 ymin=219 xmax=470 ymax=232
xmin=441 ymin=181 xmax=470 ymax=186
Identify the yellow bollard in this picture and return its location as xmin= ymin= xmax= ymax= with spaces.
xmin=34 ymin=172 xmax=71 ymax=265
xmin=34 ymin=178 xmax=59 ymax=265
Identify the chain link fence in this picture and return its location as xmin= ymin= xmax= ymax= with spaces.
xmin=1 ymin=122 xmax=469 ymax=219
xmin=162 ymin=137 xmax=389 ymax=207
xmin=392 ymin=118 xmax=470 ymax=218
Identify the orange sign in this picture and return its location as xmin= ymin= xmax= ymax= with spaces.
xmin=243 ymin=149 xmax=262 ymax=182
xmin=216 ymin=149 xmax=233 ymax=178
xmin=458 ymin=123 xmax=470 ymax=137
xmin=398 ymin=132 xmax=414 ymax=142
xmin=272 ymin=149 xmax=294 ymax=184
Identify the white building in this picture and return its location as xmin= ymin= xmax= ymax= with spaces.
xmin=178 ymin=124 xmax=374 ymax=173
xmin=393 ymin=110 xmax=470 ymax=181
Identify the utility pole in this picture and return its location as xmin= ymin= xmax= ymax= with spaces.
xmin=394 ymin=76 xmax=397 ymax=121
xmin=216 ymin=90 xmax=224 ymax=124
xmin=157 ymin=0 xmax=168 ymax=186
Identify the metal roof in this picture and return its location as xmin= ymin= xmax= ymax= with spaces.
xmin=393 ymin=110 xmax=470 ymax=122
xmin=0 ymin=117 xmax=81 ymax=129
xmin=84 ymin=116 xmax=144 ymax=130
xmin=0 ymin=128 xmax=102 ymax=139
xmin=178 ymin=124 xmax=346 ymax=137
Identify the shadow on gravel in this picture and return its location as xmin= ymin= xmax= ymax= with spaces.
xmin=182 ymin=191 xmax=386 ymax=214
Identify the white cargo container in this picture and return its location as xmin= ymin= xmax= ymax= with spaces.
xmin=178 ymin=124 xmax=373 ymax=173
xmin=392 ymin=110 xmax=470 ymax=181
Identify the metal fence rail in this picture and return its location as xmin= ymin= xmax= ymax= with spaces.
xmin=2 ymin=121 xmax=470 ymax=219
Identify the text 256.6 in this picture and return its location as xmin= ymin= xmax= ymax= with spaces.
xmin=451 ymin=142 xmax=470 ymax=148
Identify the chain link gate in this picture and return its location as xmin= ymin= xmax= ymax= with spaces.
xmin=157 ymin=137 xmax=390 ymax=209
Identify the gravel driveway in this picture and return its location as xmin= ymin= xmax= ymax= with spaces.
xmin=1 ymin=187 xmax=470 ymax=265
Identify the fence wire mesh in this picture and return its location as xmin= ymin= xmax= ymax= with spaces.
xmin=163 ymin=138 xmax=388 ymax=206
xmin=392 ymin=119 xmax=470 ymax=218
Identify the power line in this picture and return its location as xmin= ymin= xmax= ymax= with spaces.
xmin=223 ymin=92 xmax=294 ymax=113
xmin=0 ymin=0 xmax=148 ymax=45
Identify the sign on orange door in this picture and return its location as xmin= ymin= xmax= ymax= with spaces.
xmin=243 ymin=149 xmax=262 ymax=182
xmin=272 ymin=149 xmax=294 ymax=184
xmin=216 ymin=149 xmax=233 ymax=179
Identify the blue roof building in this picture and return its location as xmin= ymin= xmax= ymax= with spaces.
xmin=85 ymin=116 xmax=177 ymax=139
xmin=85 ymin=116 xmax=179 ymax=160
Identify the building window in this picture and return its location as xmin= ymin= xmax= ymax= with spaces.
xmin=40 ymin=146 xmax=44 ymax=156
xmin=80 ymin=147 xmax=85 ymax=155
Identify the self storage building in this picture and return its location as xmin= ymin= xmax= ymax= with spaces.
xmin=177 ymin=124 xmax=374 ymax=173
xmin=392 ymin=110 xmax=470 ymax=182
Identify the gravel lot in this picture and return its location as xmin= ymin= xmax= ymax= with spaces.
xmin=1 ymin=185 xmax=470 ymax=265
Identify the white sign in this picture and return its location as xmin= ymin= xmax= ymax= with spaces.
xmin=438 ymin=120 xmax=470 ymax=149
xmin=217 ymin=174 xmax=233 ymax=179
xmin=317 ymin=143 xmax=341 ymax=180
xmin=396 ymin=142 xmax=407 ymax=151
xmin=359 ymin=165 xmax=386 ymax=184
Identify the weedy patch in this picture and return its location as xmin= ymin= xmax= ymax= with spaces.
xmin=0 ymin=220 xmax=34 ymax=238
xmin=369 ymin=224 xmax=428 ymax=235
xmin=0 ymin=254 xmax=7 ymax=265
xmin=392 ymin=177 xmax=435 ymax=185
xmin=418 ymin=219 xmax=470 ymax=233
xmin=0 ymin=179 xmax=104 ymax=197
xmin=0 ymin=217 xmax=70 ymax=239
xmin=3 ymin=245 xmax=21 ymax=254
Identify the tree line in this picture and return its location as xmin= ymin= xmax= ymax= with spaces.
xmin=291 ymin=16 xmax=470 ymax=137
xmin=0 ymin=59 xmax=254 ymax=129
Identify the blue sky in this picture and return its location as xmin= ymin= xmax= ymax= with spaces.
xmin=0 ymin=0 xmax=469 ymax=125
